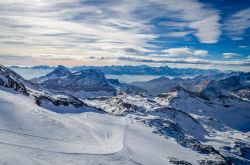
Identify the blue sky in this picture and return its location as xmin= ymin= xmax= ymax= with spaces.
xmin=0 ymin=0 xmax=249 ymax=71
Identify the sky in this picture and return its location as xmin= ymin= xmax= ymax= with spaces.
xmin=0 ymin=0 xmax=250 ymax=71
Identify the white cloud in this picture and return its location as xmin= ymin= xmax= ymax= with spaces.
xmin=162 ymin=47 xmax=208 ymax=57
xmin=224 ymin=8 xmax=250 ymax=40
xmin=189 ymin=15 xmax=221 ymax=43
xmin=117 ymin=55 xmax=250 ymax=67
xmin=239 ymin=45 xmax=248 ymax=48
xmin=152 ymin=0 xmax=221 ymax=43
xmin=223 ymin=53 xmax=241 ymax=58
xmin=164 ymin=31 xmax=191 ymax=37
xmin=193 ymin=50 xmax=208 ymax=56
xmin=0 ymin=0 xmax=222 ymax=67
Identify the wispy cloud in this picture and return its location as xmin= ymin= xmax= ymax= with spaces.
xmin=223 ymin=53 xmax=241 ymax=58
xmin=0 ymin=54 xmax=32 ymax=60
xmin=0 ymin=0 xmax=221 ymax=62
xmin=161 ymin=47 xmax=208 ymax=57
xmin=117 ymin=56 xmax=250 ymax=67
xmin=1 ymin=0 xmax=248 ymax=71
xmin=224 ymin=8 xmax=250 ymax=40
xmin=239 ymin=45 xmax=248 ymax=48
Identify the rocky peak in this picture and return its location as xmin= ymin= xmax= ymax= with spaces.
xmin=0 ymin=64 xmax=29 ymax=95
xmin=47 ymin=65 xmax=71 ymax=77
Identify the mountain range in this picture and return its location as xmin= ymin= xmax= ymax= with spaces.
xmin=1 ymin=64 xmax=250 ymax=165
xmin=10 ymin=64 xmax=227 ymax=76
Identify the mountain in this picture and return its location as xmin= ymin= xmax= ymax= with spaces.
xmin=0 ymin=65 xmax=232 ymax=165
xmin=132 ymin=76 xmax=180 ymax=95
xmin=36 ymin=69 xmax=117 ymax=98
xmin=201 ymin=73 xmax=250 ymax=98
xmin=34 ymin=66 xmax=148 ymax=99
xmin=11 ymin=65 xmax=224 ymax=77
xmin=0 ymin=64 xmax=100 ymax=113
xmin=85 ymin=86 xmax=250 ymax=164
xmin=233 ymin=88 xmax=250 ymax=101
xmin=0 ymin=64 xmax=29 ymax=95
xmin=32 ymin=65 xmax=71 ymax=83
xmin=1 ymin=64 xmax=249 ymax=164
xmin=155 ymin=86 xmax=250 ymax=131
xmin=131 ymin=72 xmax=248 ymax=97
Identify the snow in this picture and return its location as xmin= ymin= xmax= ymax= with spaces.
xmin=0 ymin=89 xmax=205 ymax=164
xmin=1 ymin=64 xmax=249 ymax=164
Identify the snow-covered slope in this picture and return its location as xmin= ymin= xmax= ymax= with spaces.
xmin=201 ymin=73 xmax=250 ymax=98
xmin=0 ymin=89 xmax=222 ymax=165
xmin=156 ymin=86 xmax=250 ymax=131
xmin=0 ymin=64 xmax=30 ymax=95
xmin=132 ymin=72 xmax=247 ymax=96
xmin=85 ymin=85 xmax=249 ymax=164
xmin=0 ymin=64 xmax=102 ymax=113
xmin=1 ymin=65 xmax=249 ymax=164
xmin=155 ymin=86 xmax=250 ymax=164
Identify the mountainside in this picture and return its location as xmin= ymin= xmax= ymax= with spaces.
xmin=1 ymin=65 xmax=249 ymax=164
xmin=201 ymin=73 xmax=250 ymax=98
xmin=85 ymin=86 xmax=250 ymax=164
xmin=33 ymin=66 xmax=148 ymax=99
xmin=132 ymin=76 xmax=181 ymax=95
xmin=31 ymin=65 xmax=71 ymax=83
xmin=0 ymin=66 xmax=230 ymax=165
xmin=132 ymin=72 xmax=250 ymax=100
xmin=0 ymin=66 xmax=28 ymax=95
xmin=0 ymin=64 xmax=101 ymax=113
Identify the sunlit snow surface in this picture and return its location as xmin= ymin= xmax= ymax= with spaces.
xmin=0 ymin=90 xmax=207 ymax=165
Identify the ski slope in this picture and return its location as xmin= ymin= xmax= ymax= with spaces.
xmin=0 ymin=89 xmax=206 ymax=165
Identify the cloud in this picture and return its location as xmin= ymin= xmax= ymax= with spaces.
xmin=152 ymin=0 xmax=221 ymax=43
xmin=161 ymin=47 xmax=208 ymax=57
xmin=163 ymin=31 xmax=191 ymax=38
xmin=223 ymin=53 xmax=241 ymax=58
xmin=189 ymin=15 xmax=221 ymax=43
xmin=0 ymin=0 xmax=222 ymax=64
xmin=224 ymin=8 xmax=250 ymax=40
xmin=239 ymin=45 xmax=248 ymax=48
xmin=117 ymin=56 xmax=250 ymax=66
xmin=0 ymin=54 xmax=32 ymax=60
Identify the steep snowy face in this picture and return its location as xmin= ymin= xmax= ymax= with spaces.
xmin=0 ymin=64 xmax=29 ymax=95
xmin=32 ymin=65 xmax=71 ymax=83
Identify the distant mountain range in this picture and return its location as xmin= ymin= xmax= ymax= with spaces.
xmin=133 ymin=72 xmax=250 ymax=100
xmin=10 ymin=65 xmax=228 ymax=76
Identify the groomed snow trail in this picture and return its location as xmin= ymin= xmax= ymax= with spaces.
xmin=0 ymin=90 xmax=126 ymax=154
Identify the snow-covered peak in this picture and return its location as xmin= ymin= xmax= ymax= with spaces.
xmin=32 ymin=65 xmax=71 ymax=83
xmin=48 ymin=65 xmax=71 ymax=77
